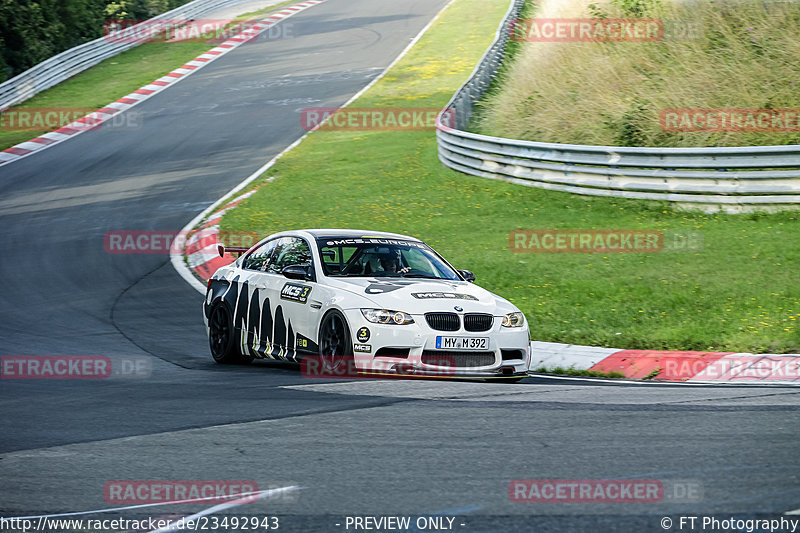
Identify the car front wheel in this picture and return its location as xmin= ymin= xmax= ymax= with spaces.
xmin=318 ymin=311 xmax=353 ymax=373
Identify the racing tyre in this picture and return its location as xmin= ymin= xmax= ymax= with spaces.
xmin=209 ymin=304 xmax=250 ymax=364
xmin=319 ymin=311 xmax=353 ymax=373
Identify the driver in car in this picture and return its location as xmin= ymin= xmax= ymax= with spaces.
xmin=377 ymin=253 xmax=410 ymax=275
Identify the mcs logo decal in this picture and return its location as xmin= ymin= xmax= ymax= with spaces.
xmin=281 ymin=283 xmax=311 ymax=304
xmin=412 ymin=292 xmax=479 ymax=301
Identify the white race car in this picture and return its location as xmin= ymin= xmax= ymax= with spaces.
xmin=204 ymin=229 xmax=530 ymax=379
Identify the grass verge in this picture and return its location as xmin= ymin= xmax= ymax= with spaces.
xmin=218 ymin=0 xmax=800 ymax=354
xmin=475 ymin=0 xmax=800 ymax=147
xmin=532 ymin=367 xmax=626 ymax=379
xmin=0 ymin=1 xmax=296 ymax=151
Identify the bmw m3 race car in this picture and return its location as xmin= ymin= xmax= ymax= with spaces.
xmin=203 ymin=229 xmax=530 ymax=379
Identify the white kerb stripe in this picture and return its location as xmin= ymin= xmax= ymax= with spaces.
xmin=148 ymin=486 xmax=301 ymax=533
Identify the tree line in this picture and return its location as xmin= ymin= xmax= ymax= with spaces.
xmin=0 ymin=0 xmax=193 ymax=83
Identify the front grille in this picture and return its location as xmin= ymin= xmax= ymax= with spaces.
xmin=375 ymin=347 xmax=410 ymax=358
xmin=421 ymin=351 xmax=496 ymax=368
xmin=464 ymin=313 xmax=493 ymax=332
xmin=501 ymin=349 xmax=525 ymax=361
xmin=425 ymin=312 xmax=460 ymax=331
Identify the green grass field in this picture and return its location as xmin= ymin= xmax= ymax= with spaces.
xmin=218 ymin=0 xmax=800 ymax=354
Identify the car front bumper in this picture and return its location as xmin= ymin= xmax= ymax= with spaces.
xmin=342 ymin=309 xmax=531 ymax=377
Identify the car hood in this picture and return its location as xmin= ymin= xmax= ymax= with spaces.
xmin=326 ymin=277 xmax=518 ymax=315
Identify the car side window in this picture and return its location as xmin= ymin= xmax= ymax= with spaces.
xmin=268 ymin=237 xmax=313 ymax=274
xmin=243 ymin=239 xmax=280 ymax=271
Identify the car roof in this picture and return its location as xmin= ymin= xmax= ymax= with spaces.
xmin=298 ymin=229 xmax=422 ymax=241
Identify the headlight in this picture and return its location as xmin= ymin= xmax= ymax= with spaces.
xmin=501 ymin=312 xmax=525 ymax=328
xmin=361 ymin=309 xmax=415 ymax=325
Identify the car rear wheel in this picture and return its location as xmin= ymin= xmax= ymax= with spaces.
xmin=209 ymin=304 xmax=250 ymax=364
xmin=319 ymin=311 xmax=353 ymax=373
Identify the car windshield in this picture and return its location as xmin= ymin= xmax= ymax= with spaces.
xmin=317 ymin=237 xmax=461 ymax=280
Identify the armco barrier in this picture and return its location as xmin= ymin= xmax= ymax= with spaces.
xmin=436 ymin=0 xmax=800 ymax=211
xmin=0 ymin=0 xmax=254 ymax=109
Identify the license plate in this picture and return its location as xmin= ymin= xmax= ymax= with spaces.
xmin=435 ymin=336 xmax=489 ymax=350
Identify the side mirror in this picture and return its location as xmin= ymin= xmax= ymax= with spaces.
xmin=282 ymin=265 xmax=312 ymax=281
xmin=458 ymin=269 xmax=476 ymax=283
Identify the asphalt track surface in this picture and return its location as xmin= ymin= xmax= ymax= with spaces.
xmin=0 ymin=1 xmax=798 ymax=531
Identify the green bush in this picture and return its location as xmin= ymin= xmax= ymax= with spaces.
xmin=0 ymin=0 xmax=194 ymax=83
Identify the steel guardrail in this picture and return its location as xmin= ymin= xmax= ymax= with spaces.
xmin=435 ymin=0 xmax=800 ymax=208
xmin=0 ymin=0 xmax=255 ymax=109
